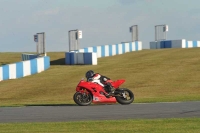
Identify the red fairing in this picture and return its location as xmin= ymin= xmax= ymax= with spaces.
xmin=75 ymin=79 xmax=125 ymax=104
xmin=106 ymin=79 xmax=125 ymax=88
xmin=76 ymin=80 xmax=107 ymax=94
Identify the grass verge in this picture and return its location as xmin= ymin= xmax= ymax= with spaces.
xmin=0 ymin=118 xmax=199 ymax=133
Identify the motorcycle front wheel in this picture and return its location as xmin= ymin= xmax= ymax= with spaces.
xmin=73 ymin=92 xmax=92 ymax=106
xmin=115 ymin=88 xmax=134 ymax=105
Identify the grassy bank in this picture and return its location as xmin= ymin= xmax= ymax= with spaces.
xmin=0 ymin=48 xmax=200 ymax=106
xmin=0 ymin=118 xmax=199 ymax=133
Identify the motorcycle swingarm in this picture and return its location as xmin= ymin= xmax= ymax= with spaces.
xmin=113 ymin=90 xmax=126 ymax=97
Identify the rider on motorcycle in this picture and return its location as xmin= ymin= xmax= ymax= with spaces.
xmin=85 ymin=70 xmax=115 ymax=95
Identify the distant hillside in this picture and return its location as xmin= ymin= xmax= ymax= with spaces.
xmin=0 ymin=48 xmax=200 ymax=106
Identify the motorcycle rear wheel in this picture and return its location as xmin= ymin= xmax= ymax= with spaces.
xmin=73 ymin=92 xmax=92 ymax=106
xmin=115 ymin=88 xmax=134 ymax=105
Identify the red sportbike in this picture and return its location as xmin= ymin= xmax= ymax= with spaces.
xmin=73 ymin=79 xmax=134 ymax=106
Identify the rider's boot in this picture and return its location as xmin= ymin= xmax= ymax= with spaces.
xmin=109 ymin=86 xmax=115 ymax=94
xmin=105 ymin=83 xmax=115 ymax=97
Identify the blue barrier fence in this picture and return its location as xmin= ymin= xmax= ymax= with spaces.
xmin=0 ymin=56 xmax=50 ymax=81
xmin=65 ymin=52 xmax=97 ymax=65
xmin=150 ymin=39 xmax=200 ymax=49
xmin=185 ymin=41 xmax=200 ymax=48
xmin=65 ymin=41 xmax=142 ymax=65
xmin=78 ymin=41 xmax=142 ymax=58
xmin=21 ymin=53 xmax=39 ymax=61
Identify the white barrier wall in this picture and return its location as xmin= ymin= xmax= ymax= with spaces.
xmin=65 ymin=41 xmax=142 ymax=65
xmin=78 ymin=41 xmax=142 ymax=58
xmin=150 ymin=39 xmax=200 ymax=49
xmin=65 ymin=52 xmax=97 ymax=65
xmin=0 ymin=56 xmax=50 ymax=81
xmin=185 ymin=41 xmax=200 ymax=48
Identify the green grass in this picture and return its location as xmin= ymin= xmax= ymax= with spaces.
xmin=0 ymin=52 xmax=22 ymax=66
xmin=0 ymin=48 xmax=200 ymax=106
xmin=0 ymin=118 xmax=199 ymax=133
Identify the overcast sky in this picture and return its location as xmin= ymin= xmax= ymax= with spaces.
xmin=0 ymin=0 xmax=200 ymax=52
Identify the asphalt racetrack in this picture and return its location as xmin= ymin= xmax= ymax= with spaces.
xmin=0 ymin=101 xmax=200 ymax=123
